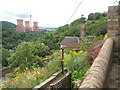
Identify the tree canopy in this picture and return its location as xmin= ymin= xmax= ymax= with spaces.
xmin=7 ymin=41 xmax=50 ymax=72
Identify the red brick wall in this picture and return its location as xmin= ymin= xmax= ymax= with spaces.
xmin=108 ymin=5 xmax=120 ymax=37
xmin=108 ymin=5 xmax=120 ymax=49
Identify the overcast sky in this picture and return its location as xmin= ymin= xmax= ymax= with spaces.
xmin=0 ymin=0 xmax=118 ymax=27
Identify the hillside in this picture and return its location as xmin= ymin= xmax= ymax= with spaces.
xmin=1 ymin=12 xmax=108 ymax=50
xmin=1 ymin=21 xmax=16 ymax=30
xmin=42 ymin=12 xmax=108 ymax=50
xmin=2 ymin=21 xmax=47 ymax=50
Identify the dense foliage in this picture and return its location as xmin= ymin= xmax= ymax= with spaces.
xmin=2 ymin=21 xmax=46 ymax=50
xmin=86 ymin=16 xmax=108 ymax=36
xmin=3 ymin=51 xmax=61 ymax=88
xmin=2 ymin=48 xmax=10 ymax=67
xmin=7 ymin=41 xmax=50 ymax=72
xmin=88 ymin=12 xmax=107 ymax=20
xmin=42 ymin=12 xmax=107 ymax=50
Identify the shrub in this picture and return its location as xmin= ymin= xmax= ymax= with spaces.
xmin=64 ymin=50 xmax=88 ymax=72
xmin=87 ymin=41 xmax=104 ymax=65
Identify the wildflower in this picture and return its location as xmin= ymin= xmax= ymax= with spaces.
xmin=79 ymin=50 xmax=84 ymax=54
xmin=62 ymin=59 xmax=64 ymax=62
xmin=70 ymin=50 xmax=73 ymax=56
xmin=70 ymin=50 xmax=72 ymax=54
xmin=74 ymin=52 xmax=78 ymax=55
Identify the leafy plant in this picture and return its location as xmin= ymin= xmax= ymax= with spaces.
xmin=64 ymin=50 xmax=88 ymax=72
xmin=72 ymin=69 xmax=86 ymax=83
xmin=103 ymin=33 xmax=108 ymax=41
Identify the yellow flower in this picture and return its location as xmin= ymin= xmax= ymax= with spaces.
xmin=74 ymin=52 xmax=78 ymax=55
xmin=70 ymin=50 xmax=72 ymax=54
xmin=62 ymin=59 xmax=64 ymax=62
xmin=79 ymin=50 xmax=84 ymax=54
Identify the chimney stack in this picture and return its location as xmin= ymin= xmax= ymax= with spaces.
xmin=16 ymin=19 xmax=25 ymax=32
xmin=81 ymin=24 xmax=86 ymax=40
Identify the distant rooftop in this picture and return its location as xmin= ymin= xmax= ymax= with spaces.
xmin=60 ymin=36 xmax=80 ymax=50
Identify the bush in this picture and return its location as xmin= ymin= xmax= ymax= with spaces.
xmin=63 ymin=50 xmax=88 ymax=72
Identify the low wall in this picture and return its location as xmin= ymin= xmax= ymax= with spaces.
xmin=79 ymin=38 xmax=114 ymax=88
xmin=50 ymin=72 xmax=71 ymax=88
xmin=33 ymin=68 xmax=71 ymax=90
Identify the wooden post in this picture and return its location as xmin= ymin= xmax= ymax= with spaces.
xmin=61 ymin=49 xmax=64 ymax=73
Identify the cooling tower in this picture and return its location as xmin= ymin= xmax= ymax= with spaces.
xmin=16 ymin=19 xmax=25 ymax=32
xmin=25 ymin=21 xmax=31 ymax=32
xmin=32 ymin=22 xmax=39 ymax=31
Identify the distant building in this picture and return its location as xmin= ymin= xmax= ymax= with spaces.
xmin=61 ymin=36 xmax=80 ymax=50
xmin=16 ymin=19 xmax=39 ymax=32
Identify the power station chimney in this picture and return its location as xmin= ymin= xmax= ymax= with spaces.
xmin=32 ymin=22 xmax=39 ymax=31
xmin=30 ymin=15 xmax=32 ymax=30
xmin=25 ymin=21 xmax=31 ymax=32
xmin=16 ymin=19 xmax=25 ymax=32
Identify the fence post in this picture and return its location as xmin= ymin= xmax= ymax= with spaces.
xmin=61 ymin=49 xmax=64 ymax=74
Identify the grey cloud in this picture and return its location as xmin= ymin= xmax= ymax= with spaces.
xmin=16 ymin=13 xmax=30 ymax=18
xmin=3 ymin=11 xmax=30 ymax=18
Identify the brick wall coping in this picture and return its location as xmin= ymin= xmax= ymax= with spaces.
xmin=79 ymin=38 xmax=114 ymax=88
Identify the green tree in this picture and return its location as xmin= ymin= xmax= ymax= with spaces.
xmin=86 ymin=17 xmax=107 ymax=36
xmin=88 ymin=12 xmax=107 ymax=20
xmin=2 ymin=48 xmax=10 ymax=67
xmin=7 ymin=41 xmax=50 ymax=72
